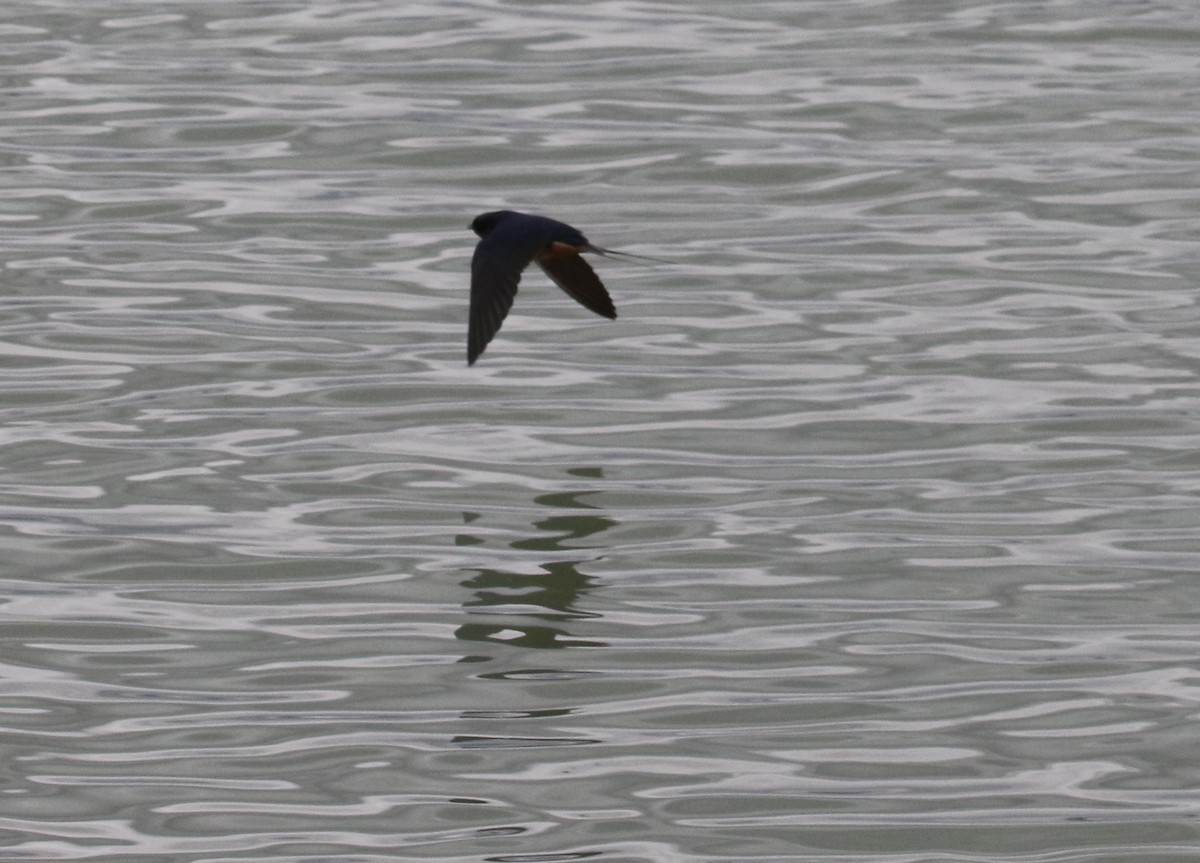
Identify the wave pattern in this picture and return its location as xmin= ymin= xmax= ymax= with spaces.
xmin=3 ymin=0 xmax=1200 ymax=861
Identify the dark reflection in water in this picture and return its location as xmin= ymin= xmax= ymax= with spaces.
xmin=455 ymin=469 xmax=613 ymax=652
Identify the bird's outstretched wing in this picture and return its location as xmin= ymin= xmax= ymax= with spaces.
xmin=469 ymin=231 xmax=538 ymax=365
xmin=536 ymin=246 xmax=617 ymax=320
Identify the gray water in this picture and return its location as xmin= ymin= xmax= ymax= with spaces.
xmin=3 ymin=1 xmax=1200 ymax=861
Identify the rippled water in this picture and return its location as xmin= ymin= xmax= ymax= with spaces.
xmin=3 ymin=1 xmax=1200 ymax=861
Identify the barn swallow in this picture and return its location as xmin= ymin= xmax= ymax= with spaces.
xmin=467 ymin=210 xmax=661 ymax=365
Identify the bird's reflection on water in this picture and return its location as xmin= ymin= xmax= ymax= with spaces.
xmin=455 ymin=468 xmax=613 ymax=653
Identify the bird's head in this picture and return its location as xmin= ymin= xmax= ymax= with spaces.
xmin=469 ymin=210 xmax=514 ymax=238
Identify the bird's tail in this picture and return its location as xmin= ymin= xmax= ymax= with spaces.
xmin=586 ymin=244 xmax=673 ymax=265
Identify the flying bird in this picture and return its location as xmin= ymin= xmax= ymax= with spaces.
xmin=467 ymin=210 xmax=658 ymax=365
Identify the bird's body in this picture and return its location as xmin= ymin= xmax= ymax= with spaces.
xmin=467 ymin=210 xmax=620 ymax=365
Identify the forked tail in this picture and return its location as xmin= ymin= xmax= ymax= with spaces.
xmin=586 ymin=244 xmax=674 ymax=265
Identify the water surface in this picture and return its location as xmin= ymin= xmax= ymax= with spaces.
xmin=3 ymin=1 xmax=1200 ymax=861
